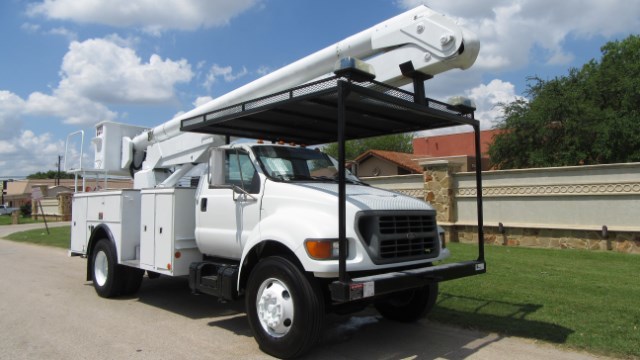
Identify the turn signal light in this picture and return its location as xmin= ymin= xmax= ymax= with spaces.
xmin=304 ymin=239 xmax=346 ymax=260
xmin=305 ymin=240 xmax=333 ymax=259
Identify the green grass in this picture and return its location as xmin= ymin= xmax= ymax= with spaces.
xmin=432 ymin=242 xmax=640 ymax=359
xmin=0 ymin=215 xmax=45 ymax=225
xmin=4 ymin=225 xmax=71 ymax=248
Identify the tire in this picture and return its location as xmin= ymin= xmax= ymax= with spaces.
xmin=121 ymin=267 xmax=144 ymax=296
xmin=245 ymin=257 xmax=324 ymax=359
xmin=375 ymin=282 xmax=439 ymax=322
xmin=91 ymin=239 xmax=125 ymax=298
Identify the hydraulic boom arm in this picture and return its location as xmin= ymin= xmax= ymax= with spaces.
xmin=111 ymin=5 xmax=479 ymax=188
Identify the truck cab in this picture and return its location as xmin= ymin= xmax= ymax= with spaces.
xmin=196 ymin=144 xmax=448 ymax=275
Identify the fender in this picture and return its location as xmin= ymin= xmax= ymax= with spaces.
xmin=237 ymin=206 xmax=336 ymax=289
xmin=85 ymin=223 xmax=116 ymax=281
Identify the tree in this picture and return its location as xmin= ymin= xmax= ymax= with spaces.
xmin=322 ymin=133 xmax=414 ymax=160
xmin=489 ymin=35 xmax=640 ymax=169
xmin=27 ymin=170 xmax=75 ymax=180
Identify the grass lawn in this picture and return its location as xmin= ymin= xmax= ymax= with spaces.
xmin=4 ymin=225 xmax=70 ymax=248
xmin=0 ymin=215 xmax=45 ymax=225
xmin=3 ymin=227 xmax=638 ymax=358
xmin=432 ymin=242 xmax=640 ymax=359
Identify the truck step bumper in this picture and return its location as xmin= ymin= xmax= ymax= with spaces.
xmin=329 ymin=260 xmax=486 ymax=303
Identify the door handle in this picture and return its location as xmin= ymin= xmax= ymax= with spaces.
xmin=200 ymin=197 xmax=208 ymax=212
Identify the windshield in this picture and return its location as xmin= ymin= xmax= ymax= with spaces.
xmin=252 ymin=145 xmax=362 ymax=184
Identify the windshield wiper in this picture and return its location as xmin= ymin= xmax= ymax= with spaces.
xmin=310 ymin=175 xmax=369 ymax=186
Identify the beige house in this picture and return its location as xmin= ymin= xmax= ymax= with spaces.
xmin=353 ymin=150 xmax=425 ymax=177
xmin=352 ymin=149 xmax=487 ymax=178
xmin=4 ymin=178 xmax=133 ymax=209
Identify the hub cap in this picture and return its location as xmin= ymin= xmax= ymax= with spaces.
xmin=94 ymin=250 xmax=108 ymax=286
xmin=256 ymin=278 xmax=294 ymax=337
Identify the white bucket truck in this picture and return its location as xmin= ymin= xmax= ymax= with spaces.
xmin=68 ymin=6 xmax=487 ymax=358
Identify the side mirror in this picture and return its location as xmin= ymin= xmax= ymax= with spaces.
xmin=209 ymin=149 xmax=226 ymax=187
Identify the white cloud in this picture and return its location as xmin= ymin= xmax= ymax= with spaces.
xmin=0 ymin=91 xmax=26 ymax=140
xmin=47 ymin=27 xmax=77 ymax=41
xmin=27 ymin=0 xmax=260 ymax=35
xmin=103 ymin=33 xmax=140 ymax=48
xmin=417 ymin=79 xmax=524 ymax=136
xmin=203 ymin=64 xmax=248 ymax=91
xmin=467 ymin=79 xmax=524 ymax=129
xmin=59 ymin=38 xmax=193 ymax=104
xmin=0 ymin=130 xmax=66 ymax=176
xmin=256 ymin=65 xmax=272 ymax=76
xmin=193 ymin=96 xmax=213 ymax=108
xmin=398 ymin=0 xmax=640 ymax=71
xmin=0 ymin=36 xmax=195 ymax=127
xmin=21 ymin=22 xmax=41 ymax=33
xmin=26 ymin=90 xmax=117 ymax=125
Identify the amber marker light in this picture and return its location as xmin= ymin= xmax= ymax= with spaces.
xmin=175 ymin=251 xmax=181 ymax=259
xmin=304 ymin=239 xmax=344 ymax=260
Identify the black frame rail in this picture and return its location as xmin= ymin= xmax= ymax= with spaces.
xmin=181 ymin=71 xmax=486 ymax=303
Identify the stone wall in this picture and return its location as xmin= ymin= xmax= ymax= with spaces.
xmin=362 ymin=174 xmax=425 ymax=199
xmin=447 ymin=224 xmax=640 ymax=253
xmin=423 ymin=160 xmax=461 ymax=223
xmin=366 ymin=161 xmax=640 ymax=254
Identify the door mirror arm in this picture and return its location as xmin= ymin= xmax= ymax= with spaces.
xmin=232 ymin=185 xmax=257 ymax=202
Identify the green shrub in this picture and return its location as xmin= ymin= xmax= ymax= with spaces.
xmin=20 ymin=203 xmax=31 ymax=217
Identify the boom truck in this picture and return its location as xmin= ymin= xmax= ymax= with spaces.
xmin=67 ymin=5 xmax=487 ymax=358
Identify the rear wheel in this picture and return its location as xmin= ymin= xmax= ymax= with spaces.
xmin=121 ymin=267 xmax=144 ymax=296
xmin=91 ymin=239 xmax=124 ymax=298
xmin=375 ymin=283 xmax=438 ymax=322
xmin=246 ymin=257 xmax=324 ymax=359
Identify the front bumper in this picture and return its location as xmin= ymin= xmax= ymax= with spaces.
xmin=329 ymin=260 xmax=486 ymax=303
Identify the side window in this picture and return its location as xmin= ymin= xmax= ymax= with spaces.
xmin=225 ymin=150 xmax=260 ymax=193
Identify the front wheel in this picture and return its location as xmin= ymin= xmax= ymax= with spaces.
xmin=375 ymin=282 xmax=438 ymax=322
xmin=245 ymin=257 xmax=324 ymax=359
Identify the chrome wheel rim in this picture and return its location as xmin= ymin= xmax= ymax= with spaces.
xmin=94 ymin=250 xmax=108 ymax=286
xmin=256 ymin=278 xmax=294 ymax=337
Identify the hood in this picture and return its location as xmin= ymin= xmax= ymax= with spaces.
xmin=293 ymin=183 xmax=433 ymax=211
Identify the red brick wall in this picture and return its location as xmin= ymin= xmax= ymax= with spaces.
xmin=413 ymin=129 xmax=503 ymax=157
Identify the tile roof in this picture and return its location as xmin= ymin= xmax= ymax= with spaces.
xmin=354 ymin=150 xmax=424 ymax=173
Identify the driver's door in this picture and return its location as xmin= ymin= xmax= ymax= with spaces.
xmin=195 ymin=149 xmax=261 ymax=259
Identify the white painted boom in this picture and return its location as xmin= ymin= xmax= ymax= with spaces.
xmin=112 ymin=5 xmax=479 ymax=187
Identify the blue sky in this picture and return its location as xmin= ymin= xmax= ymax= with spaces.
xmin=1 ymin=0 xmax=639 ymax=177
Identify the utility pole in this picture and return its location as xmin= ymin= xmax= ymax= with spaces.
xmin=56 ymin=155 xmax=62 ymax=186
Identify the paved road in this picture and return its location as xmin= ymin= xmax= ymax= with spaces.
xmin=0 ymin=235 xmax=612 ymax=360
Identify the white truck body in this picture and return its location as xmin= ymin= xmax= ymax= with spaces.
xmin=70 ymin=143 xmax=451 ymax=275
xmin=67 ymin=6 xmax=486 ymax=358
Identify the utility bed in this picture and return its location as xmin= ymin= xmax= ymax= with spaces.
xmin=71 ymin=188 xmax=201 ymax=276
